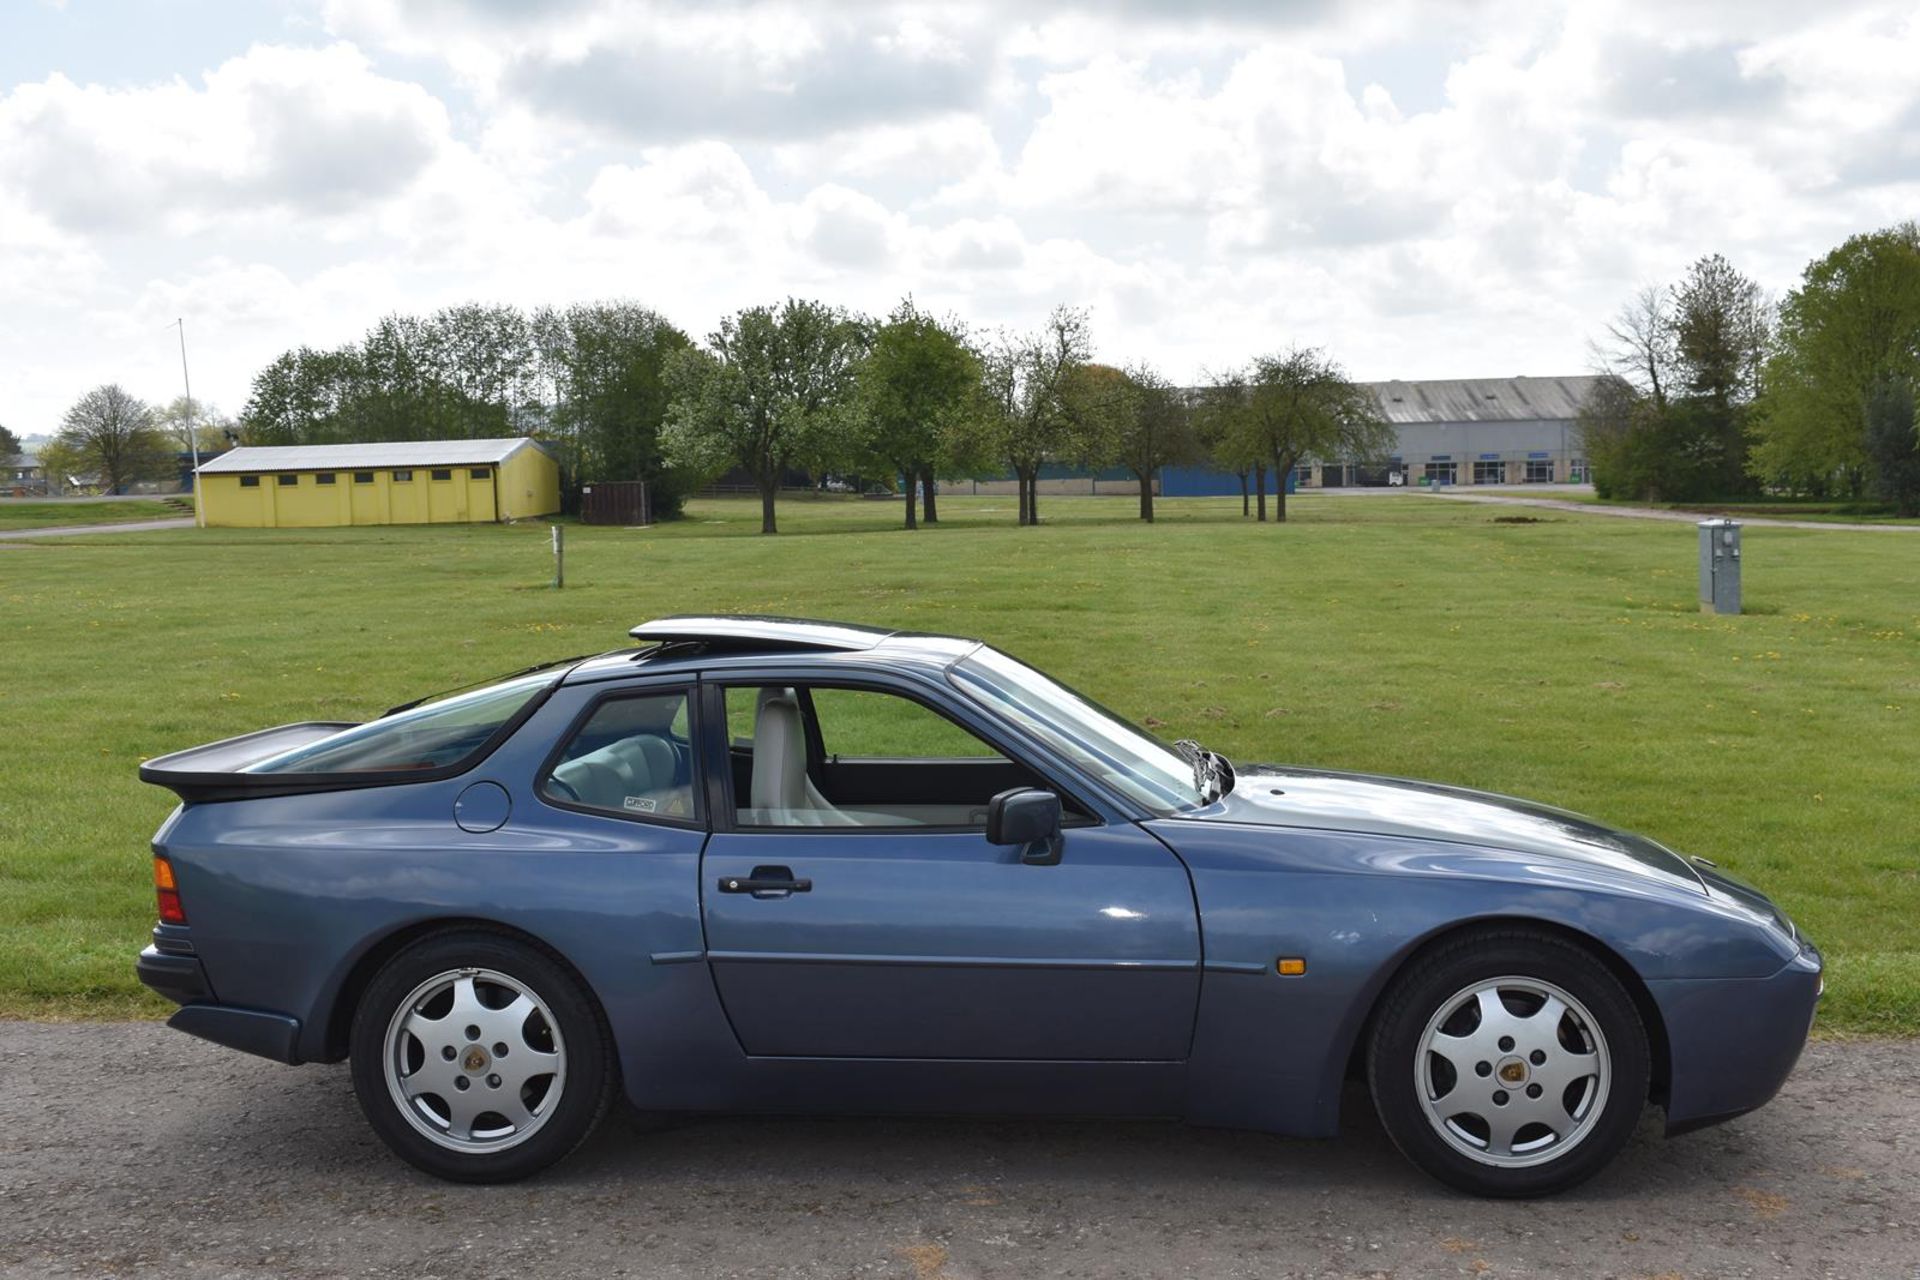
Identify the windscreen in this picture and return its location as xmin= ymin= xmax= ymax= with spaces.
xmin=948 ymin=646 xmax=1203 ymax=814
xmin=245 ymin=670 xmax=557 ymax=775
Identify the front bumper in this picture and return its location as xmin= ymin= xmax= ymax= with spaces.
xmin=1651 ymin=939 xmax=1823 ymax=1134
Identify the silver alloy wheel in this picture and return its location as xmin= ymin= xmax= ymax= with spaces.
xmin=1414 ymin=975 xmax=1611 ymax=1168
xmin=382 ymin=967 xmax=567 ymax=1154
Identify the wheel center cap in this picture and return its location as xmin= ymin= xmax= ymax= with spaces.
xmin=462 ymin=1046 xmax=490 ymax=1073
xmin=1497 ymin=1057 xmax=1529 ymax=1085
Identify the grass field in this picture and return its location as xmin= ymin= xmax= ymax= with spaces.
xmin=0 ymin=498 xmax=187 ymax=531
xmin=2 ymin=493 xmax=1916 ymax=1033
xmin=1537 ymin=492 xmax=1920 ymax=525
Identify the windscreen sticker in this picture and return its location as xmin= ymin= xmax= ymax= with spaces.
xmin=624 ymin=796 xmax=657 ymax=813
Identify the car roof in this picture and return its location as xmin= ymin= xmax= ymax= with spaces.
xmin=628 ymin=615 xmax=898 ymax=651
xmin=563 ymin=615 xmax=981 ymax=684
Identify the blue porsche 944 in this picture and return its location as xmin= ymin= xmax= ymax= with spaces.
xmin=137 ymin=615 xmax=1821 ymax=1196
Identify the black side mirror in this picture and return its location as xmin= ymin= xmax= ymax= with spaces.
xmin=986 ymin=787 xmax=1064 ymax=865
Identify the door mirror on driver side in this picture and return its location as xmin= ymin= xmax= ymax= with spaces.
xmin=986 ymin=787 xmax=1064 ymax=865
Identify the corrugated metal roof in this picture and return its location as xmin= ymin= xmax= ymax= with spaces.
xmin=1364 ymin=376 xmax=1600 ymax=424
xmin=196 ymin=438 xmax=545 ymax=475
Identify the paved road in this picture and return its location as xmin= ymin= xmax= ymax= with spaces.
xmin=0 ymin=517 xmax=195 ymax=540
xmin=1430 ymin=489 xmax=1920 ymax=532
xmin=1 ymin=1024 xmax=1913 ymax=1279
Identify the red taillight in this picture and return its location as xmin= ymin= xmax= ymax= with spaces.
xmin=154 ymin=855 xmax=187 ymax=925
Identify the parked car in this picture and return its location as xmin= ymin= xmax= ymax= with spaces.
xmin=137 ymin=616 xmax=1821 ymax=1195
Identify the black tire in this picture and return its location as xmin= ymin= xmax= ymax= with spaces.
xmin=349 ymin=929 xmax=615 ymax=1183
xmin=1366 ymin=928 xmax=1650 ymax=1198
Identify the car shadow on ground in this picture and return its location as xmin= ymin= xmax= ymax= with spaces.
xmin=273 ymin=1065 xmax=1765 ymax=1207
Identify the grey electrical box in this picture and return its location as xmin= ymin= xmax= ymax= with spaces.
xmin=1698 ymin=519 xmax=1742 ymax=615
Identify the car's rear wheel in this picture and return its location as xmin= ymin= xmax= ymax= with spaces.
xmin=1367 ymin=929 xmax=1650 ymax=1197
xmin=350 ymin=930 xmax=614 ymax=1182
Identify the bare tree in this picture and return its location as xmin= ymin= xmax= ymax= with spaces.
xmin=55 ymin=385 xmax=172 ymax=493
xmin=1589 ymin=284 xmax=1675 ymax=410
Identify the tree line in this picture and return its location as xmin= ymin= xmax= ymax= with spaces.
xmin=1582 ymin=220 xmax=1920 ymax=514
xmin=231 ymin=296 xmax=1389 ymax=533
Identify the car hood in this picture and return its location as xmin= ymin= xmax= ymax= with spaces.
xmin=1176 ymin=764 xmax=1706 ymax=893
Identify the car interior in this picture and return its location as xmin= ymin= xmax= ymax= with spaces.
xmin=726 ymin=684 xmax=1072 ymax=828
xmin=543 ymin=683 xmax=1080 ymax=828
xmin=544 ymin=691 xmax=698 ymax=820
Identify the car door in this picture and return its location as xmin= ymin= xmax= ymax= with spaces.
xmin=698 ymin=676 xmax=1202 ymax=1061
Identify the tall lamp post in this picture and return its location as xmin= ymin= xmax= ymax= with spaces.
xmin=172 ymin=318 xmax=204 ymax=528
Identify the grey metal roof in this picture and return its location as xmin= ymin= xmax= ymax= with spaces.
xmin=195 ymin=438 xmax=545 ymax=475
xmin=1363 ymin=376 xmax=1600 ymax=424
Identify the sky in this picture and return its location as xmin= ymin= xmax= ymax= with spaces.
xmin=2 ymin=0 xmax=1917 ymax=437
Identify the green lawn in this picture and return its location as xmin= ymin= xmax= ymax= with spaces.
xmin=2 ymin=494 xmax=1915 ymax=1034
xmin=1530 ymin=491 xmax=1920 ymax=525
xmin=0 ymin=498 xmax=188 ymax=531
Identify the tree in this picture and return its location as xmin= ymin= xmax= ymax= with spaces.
xmin=1750 ymin=223 xmax=1920 ymax=495
xmin=663 ymin=299 xmax=868 ymax=534
xmin=1671 ymin=253 xmax=1769 ymax=405
xmin=1590 ymin=285 xmax=1675 ymax=410
xmin=1865 ymin=378 xmax=1920 ymax=517
xmin=534 ymin=302 xmax=692 ymax=514
xmin=55 ymin=385 xmax=171 ymax=493
xmin=240 ymin=345 xmax=362 ymax=444
xmin=1238 ymin=348 xmax=1391 ymax=522
xmin=1582 ymin=254 xmax=1770 ymax=502
xmin=983 ymin=307 xmax=1090 ymax=526
xmin=36 ymin=437 xmax=86 ymax=493
xmin=1065 ymin=362 xmax=1196 ymax=521
xmin=157 ymin=396 xmax=235 ymax=453
xmin=0 ymin=422 xmax=20 ymax=458
xmin=854 ymin=299 xmax=981 ymax=530
xmin=1195 ymin=370 xmax=1258 ymax=516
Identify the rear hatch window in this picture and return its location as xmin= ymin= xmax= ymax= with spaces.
xmin=246 ymin=670 xmax=557 ymax=775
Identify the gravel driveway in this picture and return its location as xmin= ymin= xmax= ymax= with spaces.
xmin=0 ymin=1023 xmax=1912 ymax=1279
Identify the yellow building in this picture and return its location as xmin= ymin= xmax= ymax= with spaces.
xmin=195 ymin=439 xmax=562 ymax=529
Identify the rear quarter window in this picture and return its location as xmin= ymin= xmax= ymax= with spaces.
xmin=245 ymin=670 xmax=556 ymax=775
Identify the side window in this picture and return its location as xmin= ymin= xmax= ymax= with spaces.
xmin=542 ymin=690 xmax=698 ymax=823
xmin=810 ymin=687 xmax=1001 ymax=759
xmin=725 ymin=683 xmax=1058 ymax=830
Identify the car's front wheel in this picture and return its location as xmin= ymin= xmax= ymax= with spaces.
xmin=349 ymin=930 xmax=614 ymax=1182
xmin=1367 ymin=928 xmax=1650 ymax=1197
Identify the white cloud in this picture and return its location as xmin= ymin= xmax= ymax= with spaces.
xmin=0 ymin=44 xmax=453 ymax=235
xmin=3 ymin=0 xmax=1919 ymax=433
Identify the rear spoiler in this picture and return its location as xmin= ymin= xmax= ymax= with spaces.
xmin=139 ymin=722 xmax=357 ymax=803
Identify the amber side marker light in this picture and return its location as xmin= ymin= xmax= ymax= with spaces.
xmin=154 ymin=855 xmax=187 ymax=925
xmin=1276 ymin=957 xmax=1307 ymax=976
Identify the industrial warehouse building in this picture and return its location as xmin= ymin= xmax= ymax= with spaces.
xmin=942 ymin=375 xmax=1601 ymax=498
xmin=195 ymin=438 xmax=561 ymax=528
xmin=1157 ymin=375 xmax=1600 ymax=496
xmin=1315 ymin=375 xmax=1597 ymax=488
